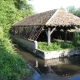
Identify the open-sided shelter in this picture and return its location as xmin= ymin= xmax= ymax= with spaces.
xmin=10 ymin=9 xmax=80 ymax=45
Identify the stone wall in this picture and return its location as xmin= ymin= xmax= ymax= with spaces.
xmin=10 ymin=34 xmax=38 ymax=49
xmin=36 ymin=48 xmax=80 ymax=59
xmin=10 ymin=34 xmax=80 ymax=60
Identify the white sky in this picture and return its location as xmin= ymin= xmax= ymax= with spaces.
xmin=28 ymin=0 xmax=80 ymax=13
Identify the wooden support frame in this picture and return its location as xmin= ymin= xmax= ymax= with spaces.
xmin=74 ymin=26 xmax=78 ymax=29
xmin=48 ymin=28 xmax=51 ymax=45
xmin=50 ymin=27 xmax=56 ymax=35
xmin=46 ymin=27 xmax=56 ymax=45
xmin=64 ymin=29 xmax=67 ymax=42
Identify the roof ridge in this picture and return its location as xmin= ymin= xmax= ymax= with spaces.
xmin=46 ymin=9 xmax=59 ymax=25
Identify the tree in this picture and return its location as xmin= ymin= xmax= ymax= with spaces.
xmin=66 ymin=6 xmax=80 ymax=17
xmin=0 ymin=0 xmax=34 ymax=34
xmin=0 ymin=0 xmax=34 ymax=80
xmin=66 ymin=6 xmax=76 ymax=14
xmin=0 ymin=27 xmax=30 ymax=80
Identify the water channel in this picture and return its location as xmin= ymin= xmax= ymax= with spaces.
xmin=15 ymin=44 xmax=80 ymax=80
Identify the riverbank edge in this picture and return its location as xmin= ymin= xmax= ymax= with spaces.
xmin=10 ymin=34 xmax=80 ymax=59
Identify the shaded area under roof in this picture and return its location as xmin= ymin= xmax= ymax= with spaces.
xmin=12 ymin=9 xmax=80 ymax=27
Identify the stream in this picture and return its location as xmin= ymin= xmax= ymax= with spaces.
xmin=15 ymin=44 xmax=80 ymax=80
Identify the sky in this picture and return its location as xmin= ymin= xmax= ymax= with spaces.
xmin=28 ymin=0 xmax=80 ymax=13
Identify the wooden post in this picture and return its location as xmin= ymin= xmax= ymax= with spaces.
xmin=48 ymin=28 xmax=51 ymax=45
xmin=64 ymin=30 xmax=67 ymax=42
xmin=35 ymin=60 xmax=38 ymax=67
xmin=46 ymin=27 xmax=56 ymax=45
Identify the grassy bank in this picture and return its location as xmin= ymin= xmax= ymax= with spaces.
xmin=0 ymin=27 xmax=30 ymax=80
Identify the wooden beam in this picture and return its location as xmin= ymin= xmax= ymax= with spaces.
xmin=64 ymin=30 xmax=67 ymax=42
xmin=48 ymin=28 xmax=51 ymax=45
xmin=45 ymin=27 xmax=56 ymax=45
xmin=45 ymin=27 xmax=56 ymax=35
xmin=50 ymin=27 xmax=56 ymax=35
xmin=74 ymin=26 xmax=78 ymax=29
xmin=45 ymin=29 xmax=48 ymax=36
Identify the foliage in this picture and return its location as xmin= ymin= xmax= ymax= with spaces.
xmin=0 ymin=27 xmax=30 ymax=80
xmin=38 ymin=42 xmax=61 ymax=51
xmin=38 ymin=41 xmax=74 ymax=51
xmin=60 ymin=42 xmax=74 ymax=49
xmin=66 ymin=6 xmax=80 ymax=17
xmin=0 ymin=0 xmax=34 ymax=80
xmin=0 ymin=0 xmax=34 ymax=34
xmin=72 ymin=32 xmax=80 ymax=47
xmin=66 ymin=6 xmax=76 ymax=14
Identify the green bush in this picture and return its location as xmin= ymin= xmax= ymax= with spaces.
xmin=38 ymin=42 xmax=61 ymax=51
xmin=0 ymin=27 xmax=30 ymax=80
xmin=72 ymin=32 xmax=80 ymax=47
xmin=60 ymin=42 xmax=74 ymax=49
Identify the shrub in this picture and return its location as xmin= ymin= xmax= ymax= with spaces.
xmin=38 ymin=42 xmax=61 ymax=51
xmin=60 ymin=42 xmax=74 ymax=49
xmin=38 ymin=41 xmax=74 ymax=51
xmin=0 ymin=27 xmax=30 ymax=80
xmin=72 ymin=32 xmax=80 ymax=47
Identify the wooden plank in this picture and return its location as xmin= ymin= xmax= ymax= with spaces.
xmin=31 ymin=26 xmax=42 ymax=40
xmin=28 ymin=26 xmax=38 ymax=39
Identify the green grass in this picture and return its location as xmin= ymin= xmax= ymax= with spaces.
xmin=38 ymin=32 xmax=80 ymax=52
xmin=38 ymin=41 xmax=75 ymax=51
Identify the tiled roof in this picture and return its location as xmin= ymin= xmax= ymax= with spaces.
xmin=12 ymin=9 xmax=80 ymax=27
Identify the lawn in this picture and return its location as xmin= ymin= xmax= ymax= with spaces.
xmin=38 ymin=41 xmax=75 ymax=51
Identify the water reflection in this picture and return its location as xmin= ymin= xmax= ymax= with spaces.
xmin=15 ymin=45 xmax=80 ymax=78
xmin=27 ymin=64 xmax=40 ymax=80
xmin=28 ymin=70 xmax=40 ymax=80
xmin=69 ymin=75 xmax=80 ymax=80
